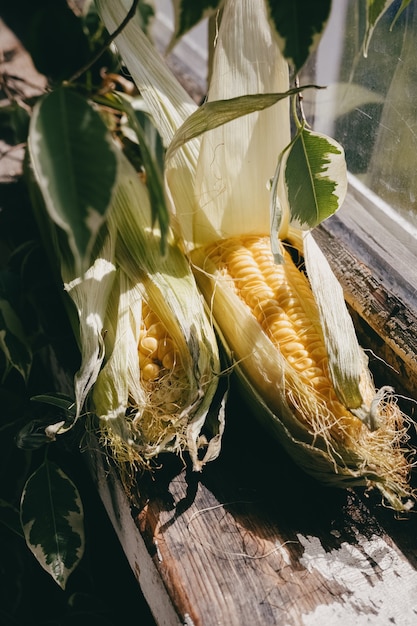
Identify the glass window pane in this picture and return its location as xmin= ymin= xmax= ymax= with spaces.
xmin=301 ymin=0 xmax=417 ymax=229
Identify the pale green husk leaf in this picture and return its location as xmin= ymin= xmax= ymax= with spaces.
xmin=96 ymin=0 xmax=200 ymax=243
xmin=90 ymin=153 xmax=223 ymax=469
xmin=302 ymin=232 xmax=364 ymax=410
xmin=190 ymin=0 xmax=291 ymax=247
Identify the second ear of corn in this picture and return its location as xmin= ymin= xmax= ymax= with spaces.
xmin=51 ymin=148 xmax=225 ymax=477
xmin=191 ymin=234 xmax=413 ymax=510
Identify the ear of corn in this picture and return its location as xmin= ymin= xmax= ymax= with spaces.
xmin=96 ymin=0 xmax=414 ymax=509
xmin=191 ymin=235 xmax=413 ymax=509
xmin=31 ymin=122 xmax=224 ymax=475
xmin=86 ymin=153 xmax=224 ymax=472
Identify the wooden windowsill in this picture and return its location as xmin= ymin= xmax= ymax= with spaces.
xmin=86 ymin=390 xmax=417 ymax=626
xmin=314 ymin=180 xmax=417 ymax=400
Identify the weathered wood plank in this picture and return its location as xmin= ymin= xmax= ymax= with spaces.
xmin=314 ymin=191 xmax=417 ymax=399
xmin=86 ymin=393 xmax=417 ymax=626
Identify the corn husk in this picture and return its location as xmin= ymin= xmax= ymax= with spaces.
xmin=86 ymin=154 xmax=224 ymax=471
xmin=31 ymin=139 xmax=224 ymax=473
xmin=96 ymin=0 xmax=415 ymax=509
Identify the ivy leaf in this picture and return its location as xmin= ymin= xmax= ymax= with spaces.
xmin=28 ymin=86 xmax=119 ymax=275
xmin=168 ymin=0 xmax=224 ymax=51
xmin=20 ymin=460 xmax=85 ymax=589
xmin=284 ymin=127 xmax=347 ymax=230
xmin=266 ymin=0 xmax=332 ymax=74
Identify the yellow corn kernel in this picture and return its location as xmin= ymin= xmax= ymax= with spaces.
xmin=142 ymin=362 xmax=161 ymax=381
xmin=200 ymin=235 xmax=363 ymax=441
xmin=191 ymin=233 xmax=412 ymax=510
xmin=139 ymin=335 xmax=158 ymax=358
xmin=206 ymin=238 xmax=332 ymax=383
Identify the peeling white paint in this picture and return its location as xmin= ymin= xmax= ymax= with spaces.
xmin=298 ymin=532 xmax=417 ymax=625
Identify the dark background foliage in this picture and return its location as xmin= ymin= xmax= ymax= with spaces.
xmin=0 ymin=3 xmax=156 ymax=623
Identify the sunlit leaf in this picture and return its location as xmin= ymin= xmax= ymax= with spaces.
xmin=266 ymin=0 xmax=332 ymax=73
xmin=284 ymin=126 xmax=347 ymax=229
xmin=303 ymin=232 xmax=364 ymax=410
xmin=28 ymin=86 xmax=119 ymax=274
xmin=166 ymin=87 xmax=318 ymax=161
xmin=20 ymin=460 xmax=85 ymax=589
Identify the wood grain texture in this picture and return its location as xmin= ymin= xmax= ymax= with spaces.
xmin=86 ymin=388 xmax=417 ymax=626
xmin=314 ymin=192 xmax=417 ymax=399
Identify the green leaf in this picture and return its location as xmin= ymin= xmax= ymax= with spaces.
xmin=266 ymin=0 xmax=332 ymax=73
xmin=16 ymin=392 xmax=77 ymax=450
xmin=31 ymin=393 xmax=76 ymax=416
xmin=0 ymin=298 xmax=32 ymax=382
xmin=102 ymin=92 xmax=170 ymax=253
xmin=16 ymin=419 xmax=59 ymax=450
xmin=169 ymin=0 xmax=224 ymax=50
xmin=284 ymin=127 xmax=347 ymax=229
xmin=363 ymin=0 xmax=396 ymax=56
xmin=390 ymin=0 xmax=413 ymax=30
xmin=20 ymin=460 xmax=85 ymax=589
xmin=166 ymin=86 xmax=319 ymax=161
xmin=28 ymin=86 xmax=119 ymax=275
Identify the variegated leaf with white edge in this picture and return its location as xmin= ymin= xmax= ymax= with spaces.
xmin=20 ymin=460 xmax=85 ymax=589
xmin=28 ymin=86 xmax=119 ymax=276
xmin=284 ymin=126 xmax=347 ymax=231
xmin=265 ymin=0 xmax=332 ymax=73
